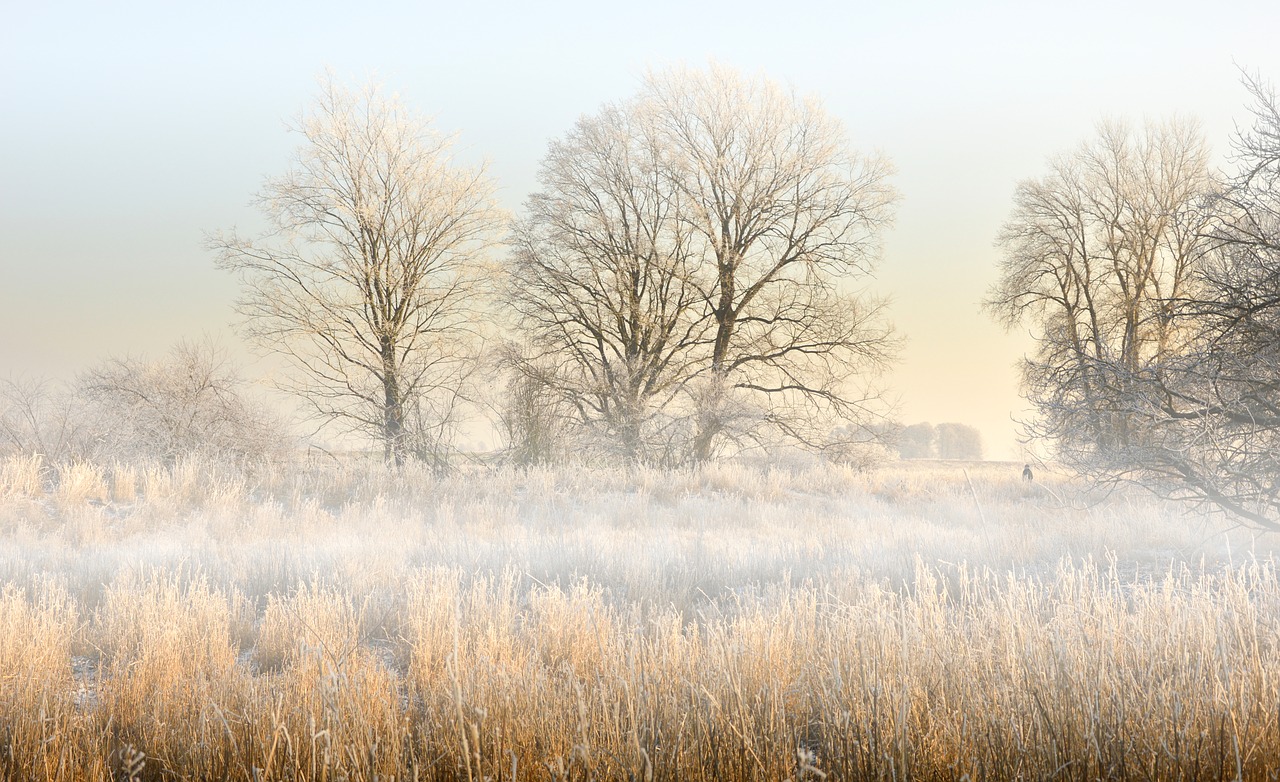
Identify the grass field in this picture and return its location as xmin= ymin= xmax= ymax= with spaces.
xmin=1 ymin=455 xmax=1278 ymax=780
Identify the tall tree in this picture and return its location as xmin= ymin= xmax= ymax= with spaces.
xmin=211 ymin=78 xmax=502 ymax=466
xmin=506 ymin=102 xmax=708 ymax=464
xmin=505 ymin=65 xmax=899 ymax=464
xmin=986 ymin=119 xmax=1214 ymax=473
xmin=645 ymin=65 xmax=899 ymax=459
xmin=1095 ymin=75 xmax=1280 ymax=529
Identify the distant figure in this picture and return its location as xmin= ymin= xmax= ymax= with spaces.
xmin=1022 ymin=463 xmax=1034 ymax=482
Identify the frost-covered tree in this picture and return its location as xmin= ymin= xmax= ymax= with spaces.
xmin=893 ymin=422 xmax=982 ymax=460
xmin=647 ymin=65 xmax=899 ymax=459
xmin=1069 ymin=76 xmax=1280 ymax=529
xmin=79 ymin=341 xmax=291 ymax=466
xmin=986 ymin=119 xmax=1214 ymax=471
xmin=506 ymin=64 xmax=899 ymax=464
xmin=0 ymin=376 xmax=85 ymax=463
xmin=506 ymin=102 xmax=707 ymax=464
xmin=211 ymin=78 xmax=502 ymax=466
xmin=983 ymin=77 xmax=1280 ymax=530
xmin=2 ymin=342 xmax=289 ymax=467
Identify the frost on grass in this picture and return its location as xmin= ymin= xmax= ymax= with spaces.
xmin=0 ymin=457 xmax=1278 ymax=780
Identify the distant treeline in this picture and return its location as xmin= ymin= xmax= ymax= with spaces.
xmin=892 ymin=422 xmax=984 ymax=461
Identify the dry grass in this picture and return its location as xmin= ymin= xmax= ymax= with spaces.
xmin=0 ymin=452 xmax=44 ymax=500
xmin=0 ymin=456 xmax=1278 ymax=780
xmin=54 ymin=462 xmax=108 ymax=509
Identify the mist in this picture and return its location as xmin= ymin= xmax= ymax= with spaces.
xmin=4 ymin=2 xmax=1280 ymax=778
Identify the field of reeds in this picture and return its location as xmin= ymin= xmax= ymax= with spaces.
xmin=1 ymin=454 xmax=1278 ymax=781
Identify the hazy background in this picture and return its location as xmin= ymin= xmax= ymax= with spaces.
xmin=3 ymin=0 xmax=1278 ymax=459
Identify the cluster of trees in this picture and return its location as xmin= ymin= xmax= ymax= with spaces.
xmin=14 ymin=64 xmax=1276 ymax=511
xmin=0 ymin=341 xmax=291 ymax=467
xmin=211 ymin=66 xmax=900 ymax=468
xmin=895 ymin=422 xmax=983 ymax=461
xmin=989 ymin=74 xmax=1280 ymax=529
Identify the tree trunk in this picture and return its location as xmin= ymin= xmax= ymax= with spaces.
xmin=691 ymin=370 xmax=728 ymax=464
xmin=381 ymin=338 xmax=405 ymax=467
xmin=693 ymin=252 xmax=737 ymax=463
xmin=691 ymin=417 xmax=718 ymax=463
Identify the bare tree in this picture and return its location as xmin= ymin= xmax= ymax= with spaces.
xmin=643 ymin=65 xmax=900 ymax=459
xmin=1 ymin=343 xmax=288 ymax=468
xmin=505 ymin=102 xmax=709 ymax=464
xmin=78 ymin=341 xmax=291 ymax=466
xmin=986 ymin=118 xmax=1215 ymax=475
xmin=1083 ymin=75 xmax=1280 ymax=529
xmin=505 ymin=65 xmax=899 ymax=464
xmin=211 ymin=78 xmax=502 ymax=466
xmin=495 ymin=368 xmax=576 ymax=467
xmin=0 ymin=376 xmax=87 ymax=463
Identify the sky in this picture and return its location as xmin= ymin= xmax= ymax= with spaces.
xmin=3 ymin=0 xmax=1279 ymax=459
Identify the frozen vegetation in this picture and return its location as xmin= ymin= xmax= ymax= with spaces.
xmin=1 ymin=456 xmax=1278 ymax=780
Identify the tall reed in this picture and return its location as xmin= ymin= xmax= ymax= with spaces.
xmin=0 ymin=456 xmax=1276 ymax=779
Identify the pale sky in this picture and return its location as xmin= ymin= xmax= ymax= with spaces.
xmin=3 ymin=0 xmax=1278 ymax=458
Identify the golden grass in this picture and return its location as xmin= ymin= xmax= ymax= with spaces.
xmin=0 ymin=452 xmax=44 ymax=499
xmin=0 ymin=456 xmax=1278 ymax=780
xmin=54 ymin=462 xmax=108 ymax=508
